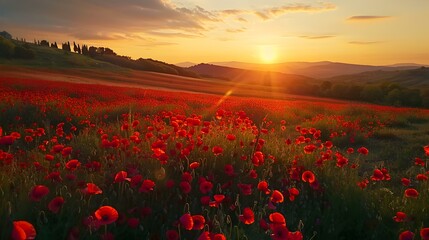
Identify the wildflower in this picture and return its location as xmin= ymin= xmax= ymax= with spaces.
xmin=192 ymin=215 xmax=205 ymax=230
xmin=48 ymin=196 xmax=65 ymax=214
xmin=357 ymin=147 xmax=369 ymax=155
xmin=270 ymin=190 xmax=284 ymax=203
xmin=12 ymin=221 xmax=36 ymax=240
xmin=405 ymin=188 xmax=419 ymax=198
xmin=114 ymin=171 xmax=130 ymax=183
xmin=83 ymin=183 xmax=103 ymax=195
xmin=301 ymin=170 xmax=316 ymax=183
xmin=94 ymin=206 xmax=119 ymax=225
xmin=239 ymin=207 xmax=255 ymax=224
xmin=180 ymin=213 xmax=193 ymax=230
xmin=421 ymin=228 xmax=429 ymax=240
xmin=393 ymin=211 xmax=407 ymax=222
xmin=139 ymin=180 xmax=155 ymax=193
xmin=399 ymin=231 xmax=414 ymax=240
xmin=29 ymin=185 xmax=50 ymax=201
xmin=257 ymin=181 xmax=270 ymax=194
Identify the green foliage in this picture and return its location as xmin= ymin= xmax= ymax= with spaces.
xmin=0 ymin=36 xmax=15 ymax=58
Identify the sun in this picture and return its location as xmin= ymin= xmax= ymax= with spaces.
xmin=259 ymin=45 xmax=278 ymax=64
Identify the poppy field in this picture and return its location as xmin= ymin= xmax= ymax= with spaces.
xmin=2 ymin=77 xmax=429 ymax=240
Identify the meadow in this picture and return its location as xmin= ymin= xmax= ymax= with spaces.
xmin=1 ymin=76 xmax=429 ymax=240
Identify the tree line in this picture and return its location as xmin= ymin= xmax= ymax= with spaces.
xmin=287 ymin=77 xmax=429 ymax=108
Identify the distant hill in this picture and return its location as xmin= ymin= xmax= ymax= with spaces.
xmin=325 ymin=67 xmax=429 ymax=87
xmin=209 ymin=61 xmax=425 ymax=78
xmin=187 ymin=63 xmax=313 ymax=90
xmin=175 ymin=62 xmax=196 ymax=68
xmin=0 ymin=36 xmax=198 ymax=78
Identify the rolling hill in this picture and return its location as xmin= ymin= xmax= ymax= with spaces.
xmin=208 ymin=61 xmax=426 ymax=78
xmin=187 ymin=63 xmax=313 ymax=89
xmin=325 ymin=67 xmax=429 ymax=87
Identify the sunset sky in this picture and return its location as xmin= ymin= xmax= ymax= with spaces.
xmin=1 ymin=0 xmax=428 ymax=65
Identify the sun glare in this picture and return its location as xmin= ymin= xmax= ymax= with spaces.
xmin=259 ymin=45 xmax=278 ymax=64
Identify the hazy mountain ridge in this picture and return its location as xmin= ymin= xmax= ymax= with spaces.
xmin=205 ymin=61 xmax=427 ymax=78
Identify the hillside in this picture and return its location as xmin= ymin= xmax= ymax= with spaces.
xmin=209 ymin=61 xmax=423 ymax=78
xmin=187 ymin=63 xmax=313 ymax=89
xmin=0 ymin=37 xmax=198 ymax=78
xmin=325 ymin=67 xmax=429 ymax=87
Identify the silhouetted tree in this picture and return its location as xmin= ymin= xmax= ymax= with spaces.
xmin=73 ymin=41 xmax=78 ymax=53
xmin=77 ymin=44 xmax=81 ymax=54
xmin=82 ymin=44 xmax=89 ymax=55
xmin=88 ymin=46 xmax=97 ymax=57
xmin=40 ymin=40 xmax=49 ymax=47
xmin=0 ymin=31 xmax=12 ymax=39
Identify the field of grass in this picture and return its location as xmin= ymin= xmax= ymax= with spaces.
xmin=1 ymin=75 xmax=429 ymax=240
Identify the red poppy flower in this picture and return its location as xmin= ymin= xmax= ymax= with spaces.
xmin=270 ymin=190 xmax=284 ymax=203
xmin=399 ymin=231 xmax=414 ymax=240
xmin=304 ymin=144 xmax=317 ymax=154
xmin=214 ymin=194 xmax=225 ymax=203
xmin=371 ymin=169 xmax=384 ymax=181
xmin=212 ymin=146 xmax=223 ymax=156
xmin=405 ymin=188 xmax=419 ymax=198
xmin=301 ymin=170 xmax=316 ymax=183
xmin=182 ymin=172 xmax=193 ymax=182
xmin=347 ymin=148 xmax=354 ymax=154
xmin=94 ymin=206 xmax=119 ymax=225
xmin=393 ymin=211 xmax=407 ymax=222
xmin=180 ymin=181 xmax=192 ymax=194
xmin=288 ymin=187 xmax=300 ymax=201
xmin=213 ymin=234 xmax=227 ymax=240
xmin=252 ymin=151 xmax=264 ymax=166
xmin=180 ymin=213 xmax=193 ymax=230
xmin=29 ymin=185 xmax=50 ymax=201
xmin=199 ymin=180 xmax=213 ymax=194
xmin=192 ymin=215 xmax=206 ymax=230
xmin=424 ymin=145 xmax=429 ymax=156
xmin=45 ymin=154 xmax=55 ymax=162
xmin=166 ymin=230 xmax=179 ymax=240
xmin=421 ymin=228 xmax=429 ymax=240
xmin=226 ymin=134 xmax=236 ymax=141
xmin=239 ymin=207 xmax=255 ymax=224
xmin=271 ymin=224 xmax=289 ymax=240
xmin=269 ymin=212 xmax=286 ymax=227
xmin=12 ymin=221 xmax=36 ymax=240
xmin=401 ymin=178 xmax=411 ymax=186
xmin=257 ymin=181 xmax=270 ymax=194
xmin=417 ymin=174 xmax=428 ymax=181
xmin=357 ymin=147 xmax=369 ymax=155
xmin=48 ymin=196 xmax=65 ymax=214
xmin=224 ymin=164 xmax=234 ymax=176
xmin=288 ymin=231 xmax=304 ymax=240
xmin=198 ymin=231 xmax=211 ymax=240
xmin=189 ymin=162 xmax=200 ymax=169
xmin=415 ymin=157 xmax=425 ymax=166
xmin=83 ymin=183 xmax=103 ymax=195
xmin=139 ymin=179 xmax=155 ymax=193
xmin=114 ymin=171 xmax=130 ymax=183
xmin=65 ymin=159 xmax=81 ymax=171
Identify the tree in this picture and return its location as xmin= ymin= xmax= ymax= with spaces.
xmin=82 ymin=45 xmax=89 ymax=55
xmin=0 ymin=36 xmax=15 ymax=58
xmin=40 ymin=40 xmax=50 ymax=47
xmin=73 ymin=41 xmax=78 ymax=53
xmin=0 ymin=31 xmax=12 ymax=39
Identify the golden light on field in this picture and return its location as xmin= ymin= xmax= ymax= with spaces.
xmin=258 ymin=45 xmax=278 ymax=64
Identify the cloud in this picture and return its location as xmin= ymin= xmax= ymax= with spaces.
xmin=219 ymin=2 xmax=336 ymax=21
xmin=349 ymin=41 xmax=383 ymax=45
xmin=226 ymin=28 xmax=246 ymax=33
xmin=0 ymin=0 xmax=216 ymax=40
xmin=347 ymin=16 xmax=391 ymax=21
xmin=254 ymin=3 xmax=336 ymax=20
xmin=299 ymin=35 xmax=335 ymax=39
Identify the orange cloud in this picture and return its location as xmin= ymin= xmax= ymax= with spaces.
xmin=347 ymin=16 xmax=391 ymax=21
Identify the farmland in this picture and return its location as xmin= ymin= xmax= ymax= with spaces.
xmin=1 ymin=74 xmax=429 ymax=240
